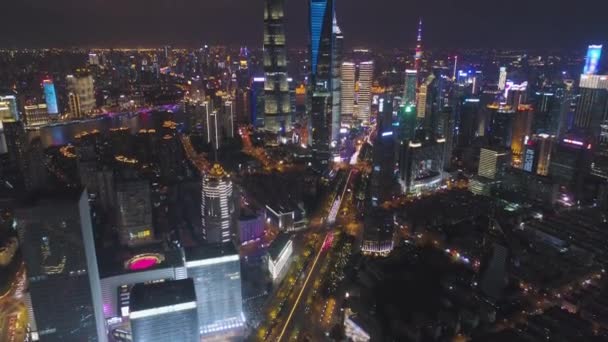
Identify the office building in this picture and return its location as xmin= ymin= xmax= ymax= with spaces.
xmin=361 ymin=207 xmax=396 ymax=257
xmin=267 ymin=233 xmax=293 ymax=281
xmin=478 ymin=147 xmax=510 ymax=180
xmin=23 ymin=104 xmax=49 ymax=127
xmin=498 ymin=67 xmax=507 ymax=91
xmin=251 ymin=77 xmax=265 ymax=127
xmin=0 ymin=95 xmax=19 ymax=122
xmin=403 ymin=69 xmax=417 ymax=106
xmin=67 ymin=73 xmax=96 ymax=115
xmin=457 ymin=98 xmax=481 ymax=147
xmin=201 ymin=164 xmax=235 ymax=244
xmin=42 ymin=79 xmax=59 ymax=115
xmin=399 ymin=134 xmax=445 ymax=194
xmin=185 ymin=244 xmax=245 ymax=337
xmin=237 ymin=209 xmax=265 ymax=245
xmin=222 ymin=100 xmax=235 ymax=139
xmin=331 ymin=15 xmax=343 ymax=143
xmin=115 ymin=179 xmax=154 ymax=246
xmin=15 ymin=190 xmax=106 ymax=342
xmin=416 ymin=75 xmax=434 ymax=123
xmin=265 ymin=203 xmax=308 ymax=232
xmin=583 ymin=45 xmax=602 ymax=75
xmin=98 ymin=248 xmax=187 ymax=321
xmin=397 ymin=104 xmax=417 ymax=142
xmin=522 ymin=134 xmax=555 ymax=176
xmin=311 ymin=92 xmax=331 ymax=169
xmin=549 ymin=134 xmax=593 ymax=201
xmin=68 ymin=92 xmax=83 ymax=118
xmin=309 ymin=0 xmax=335 ymax=168
xmin=130 ymin=279 xmax=199 ymax=342
xmin=263 ymin=0 xmax=291 ymax=133
xmin=574 ymin=75 xmax=608 ymax=136
xmin=341 ymin=62 xmax=356 ymax=126
xmin=511 ymin=108 xmax=534 ymax=163
xmin=488 ymin=106 xmax=515 ymax=148
xmin=356 ymin=61 xmax=373 ymax=124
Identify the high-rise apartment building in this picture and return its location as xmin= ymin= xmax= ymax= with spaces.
xmin=201 ymin=164 xmax=235 ymax=243
xmin=263 ymin=0 xmax=291 ymax=133
xmin=185 ymin=244 xmax=244 ymax=337
xmin=15 ymin=190 xmax=107 ymax=342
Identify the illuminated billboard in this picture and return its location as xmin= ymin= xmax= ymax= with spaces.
xmin=583 ymin=45 xmax=602 ymax=75
xmin=43 ymin=79 xmax=59 ymax=115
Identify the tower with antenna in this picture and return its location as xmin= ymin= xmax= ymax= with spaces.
xmin=414 ymin=18 xmax=423 ymax=88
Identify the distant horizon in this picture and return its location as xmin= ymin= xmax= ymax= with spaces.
xmin=1 ymin=0 xmax=606 ymax=50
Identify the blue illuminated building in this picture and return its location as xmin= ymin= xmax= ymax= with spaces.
xmin=309 ymin=0 xmax=335 ymax=170
xmin=583 ymin=45 xmax=602 ymax=75
xmin=43 ymin=79 xmax=59 ymax=115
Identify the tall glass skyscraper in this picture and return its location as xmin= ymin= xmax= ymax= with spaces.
xmin=263 ymin=0 xmax=291 ymax=133
xmin=15 ymin=190 xmax=106 ymax=342
xmin=185 ymin=244 xmax=244 ymax=337
xmin=309 ymin=0 xmax=335 ymax=168
xmin=330 ymin=15 xmax=343 ymax=144
xmin=42 ymin=79 xmax=59 ymax=115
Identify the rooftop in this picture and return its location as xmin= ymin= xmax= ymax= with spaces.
xmin=130 ymin=278 xmax=196 ymax=313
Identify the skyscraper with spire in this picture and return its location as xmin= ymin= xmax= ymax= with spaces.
xmin=263 ymin=0 xmax=291 ymax=134
xmin=414 ymin=18 xmax=423 ymax=81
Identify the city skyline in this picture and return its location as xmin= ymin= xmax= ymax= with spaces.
xmin=1 ymin=0 xmax=607 ymax=49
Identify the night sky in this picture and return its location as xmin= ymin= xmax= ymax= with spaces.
xmin=2 ymin=0 xmax=607 ymax=49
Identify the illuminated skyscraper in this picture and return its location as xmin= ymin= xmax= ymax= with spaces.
xmin=414 ymin=18 xmax=423 ymax=77
xmin=403 ymin=69 xmax=417 ymax=106
xmin=575 ymin=74 xmax=608 ymax=136
xmin=67 ymin=73 xmax=96 ymax=115
xmin=340 ymin=62 xmax=356 ymax=126
xmin=264 ymin=0 xmax=291 ymax=133
xmin=309 ymin=0 xmax=335 ymax=168
xmin=478 ymin=147 xmax=510 ymax=180
xmin=185 ymin=244 xmax=244 ymax=337
xmin=498 ymin=67 xmax=507 ymax=91
xmin=416 ymin=74 xmax=434 ymax=123
xmin=330 ymin=15 xmax=343 ymax=144
xmin=23 ymin=104 xmax=49 ymax=127
xmin=201 ymin=164 xmax=235 ymax=244
xmin=583 ymin=45 xmax=603 ymax=75
xmin=356 ymin=61 xmax=374 ymax=124
xmin=15 ymin=190 xmax=107 ymax=342
xmin=42 ymin=79 xmax=59 ymax=116
xmin=522 ymin=134 xmax=555 ymax=176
